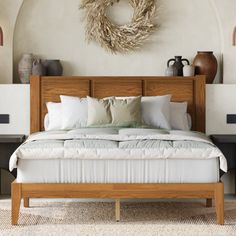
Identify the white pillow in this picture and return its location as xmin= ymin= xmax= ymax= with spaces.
xmin=60 ymin=95 xmax=87 ymax=129
xmin=170 ymin=102 xmax=191 ymax=130
xmin=44 ymin=113 xmax=49 ymax=130
xmin=45 ymin=102 xmax=62 ymax=131
xmin=141 ymin=95 xmax=172 ymax=129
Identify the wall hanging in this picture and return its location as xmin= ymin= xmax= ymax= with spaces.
xmin=80 ymin=0 xmax=157 ymax=53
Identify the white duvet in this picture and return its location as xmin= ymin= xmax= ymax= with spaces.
xmin=9 ymin=128 xmax=227 ymax=172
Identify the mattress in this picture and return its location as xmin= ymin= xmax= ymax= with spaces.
xmin=10 ymin=128 xmax=227 ymax=173
xmin=17 ymin=158 xmax=219 ymax=183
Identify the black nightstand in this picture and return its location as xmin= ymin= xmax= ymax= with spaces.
xmin=211 ymin=135 xmax=236 ymax=194
xmin=0 ymin=135 xmax=25 ymax=194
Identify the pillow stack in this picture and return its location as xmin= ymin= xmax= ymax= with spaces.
xmin=87 ymin=96 xmax=142 ymax=127
xmin=45 ymin=95 xmax=191 ymax=131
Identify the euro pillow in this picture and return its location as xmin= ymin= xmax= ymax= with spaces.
xmin=45 ymin=102 xmax=62 ymax=131
xmin=60 ymin=95 xmax=87 ymax=129
xmin=110 ymin=97 xmax=142 ymax=127
xmin=170 ymin=102 xmax=191 ymax=130
xmin=141 ymin=95 xmax=172 ymax=129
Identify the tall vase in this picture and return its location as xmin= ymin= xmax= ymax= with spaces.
xmin=42 ymin=60 xmax=63 ymax=76
xmin=18 ymin=53 xmax=33 ymax=84
xmin=193 ymin=51 xmax=218 ymax=84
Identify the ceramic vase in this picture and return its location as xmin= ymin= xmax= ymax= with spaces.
xmin=165 ymin=65 xmax=178 ymax=76
xmin=18 ymin=53 xmax=33 ymax=84
xmin=167 ymin=56 xmax=190 ymax=76
xmin=183 ymin=65 xmax=195 ymax=77
xmin=32 ymin=59 xmax=46 ymax=76
xmin=43 ymin=60 xmax=63 ymax=76
xmin=193 ymin=51 xmax=218 ymax=84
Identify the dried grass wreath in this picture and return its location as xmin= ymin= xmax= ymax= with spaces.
xmin=80 ymin=0 xmax=157 ymax=53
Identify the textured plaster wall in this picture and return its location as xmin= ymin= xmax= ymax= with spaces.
xmin=12 ymin=0 xmax=221 ymax=83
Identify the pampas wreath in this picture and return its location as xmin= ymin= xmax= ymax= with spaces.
xmin=80 ymin=0 xmax=157 ymax=53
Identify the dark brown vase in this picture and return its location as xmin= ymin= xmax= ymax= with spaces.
xmin=193 ymin=51 xmax=218 ymax=84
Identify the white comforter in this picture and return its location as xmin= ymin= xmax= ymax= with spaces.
xmin=9 ymin=128 xmax=227 ymax=172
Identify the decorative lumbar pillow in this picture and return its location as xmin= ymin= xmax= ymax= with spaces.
xmin=141 ymin=95 xmax=172 ymax=129
xmin=87 ymin=96 xmax=112 ymax=126
xmin=45 ymin=102 xmax=62 ymax=131
xmin=170 ymin=102 xmax=191 ymax=130
xmin=60 ymin=95 xmax=87 ymax=129
xmin=110 ymin=97 xmax=142 ymax=127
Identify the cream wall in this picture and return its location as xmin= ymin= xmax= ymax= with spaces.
xmin=1 ymin=0 xmax=236 ymax=83
xmin=0 ymin=85 xmax=29 ymax=134
xmin=12 ymin=0 xmax=222 ymax=83
xmin=0 ymin=0 xmax=235 ymax=83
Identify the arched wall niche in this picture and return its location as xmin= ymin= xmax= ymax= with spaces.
xmin=11 ymin=0 xmax=228 ymax=83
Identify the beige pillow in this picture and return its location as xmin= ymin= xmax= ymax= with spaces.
xmin=110 ymin=96 xmax=142 ymax=126
xmin=87 ymin=96 xmax=111 ymax=126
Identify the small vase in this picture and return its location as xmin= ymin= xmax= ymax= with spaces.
xmin=32 ymin=59 xmax=46 ymax=76
xmin=165 ymin=65 xmax=178 ymax=76
xmin=43 ymin=60 xmax=63 ymax=76
xmin=167 ymin=56 xmax=190 ymax=76
xmin=18 ymin=53 xmax=33 ymax=84
xmin=193 ymin=51 xmax=218 ymax=84
xmin=183 ymin=65 xmax=195 ymax=77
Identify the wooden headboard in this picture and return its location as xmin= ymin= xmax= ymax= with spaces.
xmin=30 ymin=76 xmax=206 ymax=133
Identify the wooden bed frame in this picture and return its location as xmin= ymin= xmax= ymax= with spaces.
xmin=11 ymin=75 xmax=224 ymax=225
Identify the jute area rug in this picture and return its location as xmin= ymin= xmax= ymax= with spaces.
xmin=0 ymin=199 xmax=236 ymax=236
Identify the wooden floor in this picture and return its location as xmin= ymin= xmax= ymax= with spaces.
xmin=11 ymin=181 xmax=224 ymax=225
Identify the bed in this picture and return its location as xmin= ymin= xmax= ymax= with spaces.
xmin=11 ymin=75 xmax=225 ymax=225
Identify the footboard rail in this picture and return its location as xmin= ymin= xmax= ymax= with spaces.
xmin=11 ymin=181 xmax=224 ymax=225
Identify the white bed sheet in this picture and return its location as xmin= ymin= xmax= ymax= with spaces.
xmin=17 ymin=158 xmax=219 ymax=183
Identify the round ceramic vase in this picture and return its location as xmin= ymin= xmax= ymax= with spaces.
xmin=32 ymin=59 xmax=46 ymax=76
xmin=193 ymin=51 xmax=218 ymax=84
xmin=183 ymin=65 xmax=195 ymax=77
xmin=43 ymin=60 xmax=63 ymax=76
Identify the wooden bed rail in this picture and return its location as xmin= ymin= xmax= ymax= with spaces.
xmin=12 ymin=181 xmax=224 ymax=225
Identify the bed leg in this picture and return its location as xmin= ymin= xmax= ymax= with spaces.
xmin=215 ymin=182 xmax=224 ymax=225
xmin=11 ymin=182 xmax=22 ymax=225
xmin=206 ymin=198 xmax=213 ymax=208
xmin=24 ymin=198 xmax=29 ymax=208
xmin=115 ymin=199 xmax=120 ymax=222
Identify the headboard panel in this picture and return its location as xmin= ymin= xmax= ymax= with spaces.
xmin=30 ymin=76 xmax=206 ymax=133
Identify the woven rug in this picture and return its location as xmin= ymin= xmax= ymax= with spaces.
xmin=0 ymin=199 xmax=236 ymax=236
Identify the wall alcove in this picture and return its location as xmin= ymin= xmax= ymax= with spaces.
xmin=12 ymin=0 xmax=223 ymax=83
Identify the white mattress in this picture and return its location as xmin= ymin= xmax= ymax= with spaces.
xmin=17 ymin=158 xmax=219 ymax=183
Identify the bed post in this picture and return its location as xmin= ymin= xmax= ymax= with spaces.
xmin=11 ymin=181 xmax=22 ymax=225
xmin=194 ymin=75 xmax=206 ymax=133
xmin=24 ymin=197 xmax=29 ymax=208
xmin=115 ymin=199 xmax=120 ymax=222
xmin=30 ymin=76 xmax=41 ymax=134
xmin=215 ymin=182 xmax=224 ymax=225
